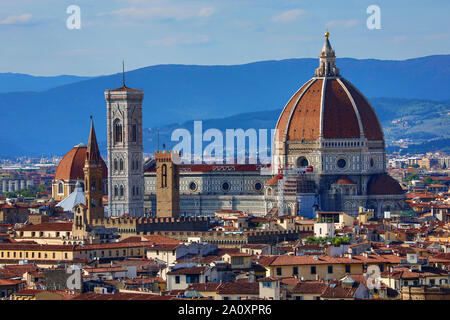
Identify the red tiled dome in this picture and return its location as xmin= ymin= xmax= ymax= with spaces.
xmin=335 ymin=177 xmax=356 ymax=185
xmin=367 ymin=174 xmax=404 ymax=195
xmin=54 ymin=144 xmax=107 ymax=181
xmin=275 ymin=35 xmax=383 ymax=144
xmin=276 ymin=78 xmax=383 ymax=142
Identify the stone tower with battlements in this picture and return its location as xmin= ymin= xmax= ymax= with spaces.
xmin=155 ymin=150 xmax=180 ymax=218
xmin=105 ymin=83 xmax=144 ymax=217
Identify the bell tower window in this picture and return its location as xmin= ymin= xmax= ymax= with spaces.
xmin=162 ymin=164 xmax=167 ymax=188
xmin=131 ymin=124 xmax=137 ymax=142
xmin=114 ymin=119 xmax=123 ymax=143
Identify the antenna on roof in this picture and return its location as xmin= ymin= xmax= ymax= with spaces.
xmin=122 ymin=60 xmax=126 ymax=87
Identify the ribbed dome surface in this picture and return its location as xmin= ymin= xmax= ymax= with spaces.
xmin=276 ymin=78 xmax=384 ymax=142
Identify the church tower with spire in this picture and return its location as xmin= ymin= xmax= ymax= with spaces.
xmin=104 ymin=66 xmax=145 ymax=217
xmin=83 ymin=118 xmax=105 ymax=222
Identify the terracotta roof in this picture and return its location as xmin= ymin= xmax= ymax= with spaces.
xmin=71 ymin=292 xmax=178 ymax=300
xmin=14 ymin=289 xmax=43 ymax=296
xmin=0 ymin=279 xmax=25 ymax=286
xmin=321 ymin=282 xmax=359 ymax=299
xmin=368 ymin=174 xmax=404 ymax=195
xmin=276 ymin=77 xmax=383 ymax=143
xmin=216 ymin=281 xmax=259 ymax=295
xmin=265 ymin=176 xmax=279 ymax=186
xmin=0 ymin=243 xmax=75 ymax=251
xmin=108 ymin=85 xmax=143 ymax=93
xmin=323 ymin=79 xmax=360 ymax=139
xmin=18 ymin=222 xmax=73 ymax=232
xmin=142 ymin=234 xmax=182 ymax=244
xmin=291 ymin=281 xmax=327 ymax=294
xmin=262 ymin=254 xmax=402 ymax=266
xmin=167 ymin=266 xmax=206 ymax=275
xmin=54 ymin=145 xmax=107 ymax=181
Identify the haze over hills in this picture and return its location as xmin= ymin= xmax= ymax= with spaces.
xmin=0 ymin=73 xmax=92 ymax=93
xmin=143 ymin=98 xmax=450 ymax=157
xmin=0 ymin=55 xmax=449 ymax=157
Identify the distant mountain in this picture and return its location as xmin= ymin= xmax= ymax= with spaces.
xmin=0 ymin=55 xmax=449 ymax=156
xmin=143 ymin=98 xmax=450 ymax=156
xmin=0 ymin=73 xmax=92 ymax=93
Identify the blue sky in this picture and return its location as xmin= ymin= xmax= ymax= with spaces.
xmin=0 ymin=0 xmax=449 ymax=76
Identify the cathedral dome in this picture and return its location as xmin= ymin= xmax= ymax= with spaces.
xmin=275 ymin=34 xmax=383 ymax=143
xmin=54 ymin=144 xmax=107 ymax=181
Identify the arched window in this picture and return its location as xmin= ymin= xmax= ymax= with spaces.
xmin=91 ymin=179 xmax=96 ymax=191
xmin=132 ymin=186 xmax=135 ymax=196
xmin=58 ymin=182 xmax=63 ymax=194
xmin=114 ymin=186 xmax=118 ymax=198
xmin=119 ymin=159 xmax=124 ymax=171
xmin=161 ymin=164 xmax=167 ymax=188
xmin=131 ymin=123 xmax=137 ymax=142
xmin=296 ymin=157 xmax=309 ymax=167
xmin=113 ymin=119 xmax=123 ymax=143
xmin=114 ymin=159 xmax=118 ymax=171
xmin=120 ymin=185 xmax=124 ymax=197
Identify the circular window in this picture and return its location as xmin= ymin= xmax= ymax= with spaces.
xmin=254 ymin=182 xmax=262 ymax=191
xmin=296 ymin=157 xmax=309 ymax=167
xmin=370 ymin=158 xmax=375 ymax=167
xmin=337 ymin=158 xmax=347 ymax=169
xmin=222 ymin=182 xmax=230 ymax=192
xmin=189 ymin=182 xmax=197 ymax=192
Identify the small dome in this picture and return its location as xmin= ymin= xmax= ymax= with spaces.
xmin=334 ymin=177 xmax=356 ymax=185
xmin=54 ymin=145 xmax=107 ymax=181
xmin=368 ymin=174 xmax=404 ymax=195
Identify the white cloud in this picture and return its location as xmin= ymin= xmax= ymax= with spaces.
xmin=100 ymin=4 xmax=215 ymax=21
xmin=147 ymin=35 xmax=211 ymax=47
xmin=392 ymin=35 xmax=408 ymax=43
xmin=0 ymin=13 xmax=32 ymax=25
xmin=198 ymin=7 xmax=215 ymax=18
xmin=423 ymin=33 xmax=449 ymax=40
xmin=326 ymin=19 xmax=359 ymax=28
xmin=271 ymin=9 xmax=306 ymax=23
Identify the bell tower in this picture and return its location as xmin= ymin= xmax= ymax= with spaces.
xmin=105 ymin=70 xmax=145 ymax=217
xmin=83 ymin=118 xmax=105 ymax=222
xmin=155 ymin=150 xmax=180 ymax=218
